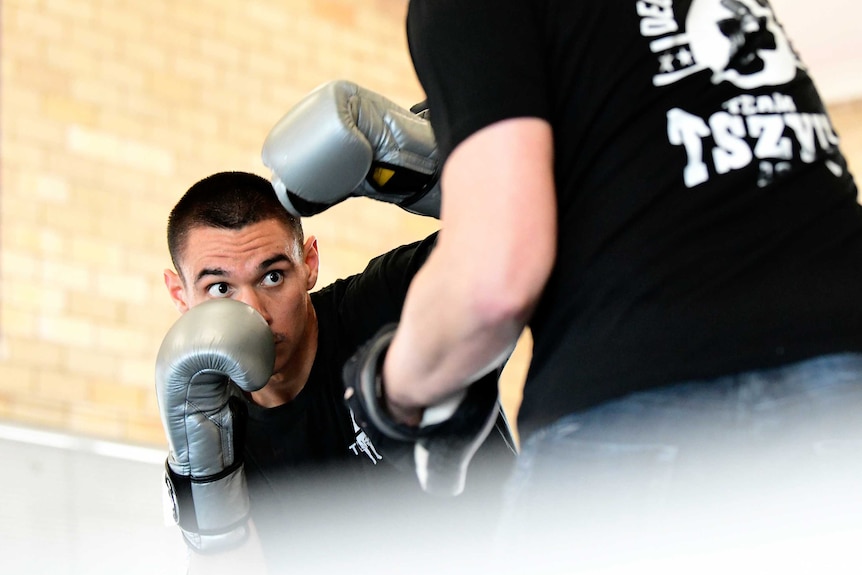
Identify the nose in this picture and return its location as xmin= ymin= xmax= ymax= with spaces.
xmin=236 ymin=289 xmax=272 ymax=325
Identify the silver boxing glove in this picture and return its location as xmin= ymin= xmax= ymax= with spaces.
xmin=262 ymin=80 xmax=441 ymax=219
xmin=155 ymin=298 xmax=274 ymax=553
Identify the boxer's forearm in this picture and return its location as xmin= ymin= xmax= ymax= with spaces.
xmin=383 ymin=247 xmax=524 ymax=415
xmin=382 ymin=118 xmax=557 ymax=418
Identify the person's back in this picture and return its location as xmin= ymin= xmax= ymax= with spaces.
xmin=413 ymin=0 xmax=862 ymax=438
xmin=405 ymin=0 xmax=862 ymax=568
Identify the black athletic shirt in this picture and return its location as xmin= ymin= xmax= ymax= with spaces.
xmin=239 ymin=233 xmax=515 ymax=566
xmin=407 ymin=0 xmax=862 ymax=440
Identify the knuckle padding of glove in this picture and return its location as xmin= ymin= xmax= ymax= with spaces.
xmin=264 ymin=81 xmax=374 ymax=203
xmin=262 ymin=79 xmax=442 ymax=219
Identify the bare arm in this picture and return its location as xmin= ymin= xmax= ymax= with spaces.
xmin=382 ymin=117 xmax=557 ymax=422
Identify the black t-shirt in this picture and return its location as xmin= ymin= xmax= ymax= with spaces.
xmin=240 ymin=233 xmax=516 ymax=567
xmin=408 ymin=0 xmax=862 ymax=440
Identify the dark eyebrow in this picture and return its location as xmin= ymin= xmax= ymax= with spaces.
xmin=195 ymin=267 xmax=228 ymax=284
xmin=259 ymin=254 xmax=292 ymax=271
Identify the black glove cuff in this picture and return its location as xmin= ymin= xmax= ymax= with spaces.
xmin=284 ymin=188 xmax=328 ymax=217
xmin=350 ymin=324 xmax=426 ymax=443
xmin=163 ymin=393 xmax=246 ymax=538
xmin=164 ymin=459 xmax=244 ymax=533
xmin=409 ymin=99 xmax=430 ymax=119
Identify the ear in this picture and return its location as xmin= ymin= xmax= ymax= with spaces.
xmin=164 ymin=268 xmax=190 ymax=313
xmin=303 ymin=236 xmax=320 ymax=291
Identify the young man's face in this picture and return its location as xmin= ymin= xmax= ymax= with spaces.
xmin=164 ymin=218 xmax=319 ymax=377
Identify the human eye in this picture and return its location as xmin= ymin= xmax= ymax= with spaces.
xmin=206 ymin=282 xmax=233 ymax=298
xmin=261 ymin=270 xmax=284 ymax=287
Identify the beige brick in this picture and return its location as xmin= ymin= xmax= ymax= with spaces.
xmin=123 ymin=248 xmax=172 ymax=279
xmin=93 ymin=108 xmax=148 ymax=138
xmin=66 ymin=125 xmax=175 ymax=176
xmin=42 ymin=94 xmax=98 ymax=124
xmin=125 ymin=197 xmax=176 ymax=230
xmin=0 ymin=394 xmax=11 ymax=419
xmin=209 ymin=13 xmax=265 ymax=48
xmin=11 ymin=7 xmax=66 ymax=39
xmin=171 ymin=1 xmax=223 ymax=32
xmin=94 ymin=270 xmax=151 ymax=305
xmin=94 ymin=324 xmax=150 ymax=355
xmin=8 ymin=114 xmax=67 ymax=147
xmin=93 ymin=213 xmax=146 ymax=250
xmin=67 ymin=403 xmax=124 ymax=440
xmin=118 ymin=357 xmax=157 ymax=388
xmin=119 ymin=40 xmax=168 ymax=73
xmin=0 ymin=308 xmax=38 ymax=339
xmin=43 ymin=44 xmax=98 ymax=79
xmin=1 ymin=250 xmax=41 ymax=281
xmin=67 ymin=292 xmax=121 ymax=323
xmin=42 ymin=202 xmax=98 ymax=236
xmin=69 ymin=76 xmax=123 ymax=109
xmin=68 ymin=235 xmax=125 ymax=269
xmin=3 ymin=337 xmax=65 ymax=370
xmin=63 ymin=347 xmax=119 ymax=380
xmin=37 ymin=151 xmax=101 ymax=185
xmin=34 ymin=369 xmax=90 ymax=403
xmin=199 ymin=36 xmax=242 ymax=68
xmin=0 ymin=221 xmax=67 ymax=258
xmin=9 ymin=397 xmax=69 ymax=431
xmin=40 ymin=258 xmax=95 ymax=292
xmin=830 ymin=101 xmax=862 ymax=176
xmin=145 ymin=18 xmax=197 ymax=55
xmin=139 ymin=387 xmax=164 ymax=418
xmin=3 ymin=282 xmax=67 ymax=314
xmin=42 ymin=0 xmax=97 ymax=21
xmin=88 ymin=380 xmax=145 ymax=411
xmin=38 ymin=228 xmax=68 ymax=257
xmin=244 ymin=2 xmax=290 ymax=29
xmin=2 ymin=84 xmax=42 ymax=118
xmin=120 ymin=300 xmax=179 ymax=336
xmin=66 ymin=17 xmax=123 ymax=54
xmin=0 ymin=140 xmax=44 ymax=170
xmin=96 ymin=59 xmax=147 ymax=92
xmin=0 ymin=364 xmax=35 ymax=394
xmin=126 ymin=414 xmax=168 ymax=448
xmin=146 ymin=71 xmax=200 ymax=107
xmin=1 ymin=11 xmax=44 ymax=60
xmin=71 ymin=185 xmax=126 ymax=221
xmin=37 ymin=314 xmax=96 ymax=347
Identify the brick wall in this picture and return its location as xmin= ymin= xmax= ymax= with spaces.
xmin=0 ymin=0 xmax=445 ymax=446
xmin=0 ymin=0 xmax=860 ymax=448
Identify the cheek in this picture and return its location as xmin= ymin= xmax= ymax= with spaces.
xmin=270 ymin=288 xmax=308 ymax=334
xmin=270 ymin=293 xmax=309 ymax=372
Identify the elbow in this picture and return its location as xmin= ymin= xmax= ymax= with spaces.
xmin=468 ymin=241 xmax=556 ymax=331
xmin=468 ymin=261 xmax=551 ymax=330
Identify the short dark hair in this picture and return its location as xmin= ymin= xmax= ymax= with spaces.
xmin=167 ymin=171 xmax=304 ymax=274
